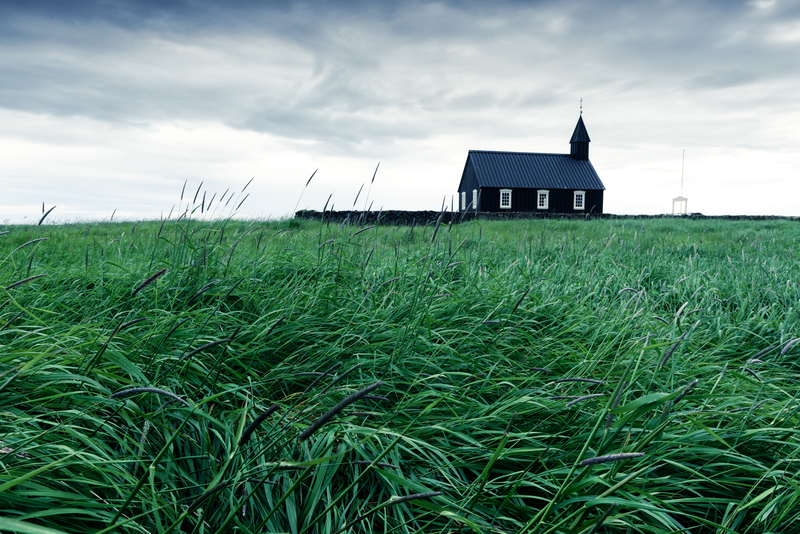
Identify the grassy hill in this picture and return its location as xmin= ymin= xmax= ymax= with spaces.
xmin=2 ymin=216 xmax=800 ymax=533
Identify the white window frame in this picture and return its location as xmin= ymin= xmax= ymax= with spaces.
xmin=499 ymin=189 xmax=512 ymax=209
xmin=461 ymin=191 xmax=466 ymax=211
xmin=574 ymin=190 xmax=585 ymax=210
xmin=473 ymin=189 xmax=478 ymax=211
xmin=537 ymin=190 xmax=549 ymax=210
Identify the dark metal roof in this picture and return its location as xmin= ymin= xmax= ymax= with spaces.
xmin=570 ymin=115 xmax=591 ymax=143
xmin=467 ymin=150 xmax=605 ymax=190
xmin=569 ymin=115 xmax=591 ymax=143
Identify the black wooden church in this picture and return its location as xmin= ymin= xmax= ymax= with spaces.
xmin=457 ymin=116 xmax=605 ymax=213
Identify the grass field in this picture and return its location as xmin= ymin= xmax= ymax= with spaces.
xmin=2 ymin=214 xmax=800 ymax=533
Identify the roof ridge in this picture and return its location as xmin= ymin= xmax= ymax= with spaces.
xmin=468 ymin=150 xmax=571 ymax=156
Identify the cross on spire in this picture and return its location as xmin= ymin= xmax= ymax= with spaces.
xmin=580 ymin=98 xmax=583 ymax=115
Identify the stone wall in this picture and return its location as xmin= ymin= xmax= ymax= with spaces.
xmin=295 ymin=210 xmax=799 ymax=225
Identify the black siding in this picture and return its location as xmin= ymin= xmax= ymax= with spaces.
xmin=478 ymin=188 xmax=604 ymax=214
xmin=570 ymin=142 xmax=589 ymax=161
xmin=457 ymin=157 xmax=481 ymax=211
xmin=585 ymin=190 xmax=604 ymax=214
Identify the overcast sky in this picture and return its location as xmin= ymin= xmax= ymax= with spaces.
xmin=1 ymin=0 xmax=799 ymax=223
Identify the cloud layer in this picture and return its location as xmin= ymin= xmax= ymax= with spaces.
xmin=1 ymin=0 xmax=799 ymax=221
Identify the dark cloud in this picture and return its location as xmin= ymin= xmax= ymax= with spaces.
xmin=686 ymin=70 xmax=760 ymax=90
xmin=1 ymin=0 xmax=797 ymax=141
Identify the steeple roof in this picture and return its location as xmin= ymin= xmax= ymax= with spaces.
xmin=570 ymin=115 xmax=591 ymax=143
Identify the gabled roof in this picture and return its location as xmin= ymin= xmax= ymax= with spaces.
xmin=570 ymin=115 xmax=591 ymax=143
xmin=467 ymin=151 xmax=605 ymax=190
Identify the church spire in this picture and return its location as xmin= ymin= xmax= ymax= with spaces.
xmin=570 ymin=115 xmax=591 ymax=160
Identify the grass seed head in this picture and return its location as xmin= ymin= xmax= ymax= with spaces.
xmin=660 ymin=331 xmax=688 ymax=368
xmin=781 ymin=338 xmax=800 ymax=356
xmin=565 ymin=394 xmax=606 ymax=407
xmin=4 ymin=274 xmax=48 ymax=291
xmin=238 ymin=404 xmax=281 ymax=447
xmin=297 ymin=380 xmax=383 ymax=442
xmin=183 ymin=338 xmax=231 ymax=360
xmin=673 ymin=379 xmax=698 ymax=406
xmin=606 ymin=380 xmax=627 ymax=430
xmin=579 ymin=452 xmax=645 ymax=466
xmin=742 ymin=366 xmax=762 ymax=382
xmin=132 ymin=268 xmax=168 ymax=296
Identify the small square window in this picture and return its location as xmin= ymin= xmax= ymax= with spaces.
xmin=574 ymin=190 xmax=585 ymax=210
xmin=500 ymin=189 xmax=512 ymax=209
xmin=537 ymin=190 xmax=549 ymax=210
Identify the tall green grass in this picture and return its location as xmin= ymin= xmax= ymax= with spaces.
xmin=1 ymin=215 xmax=800 ymax=533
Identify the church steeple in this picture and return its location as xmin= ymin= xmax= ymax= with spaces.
xmin=570 ymin=115 xmax=591 ymax=161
